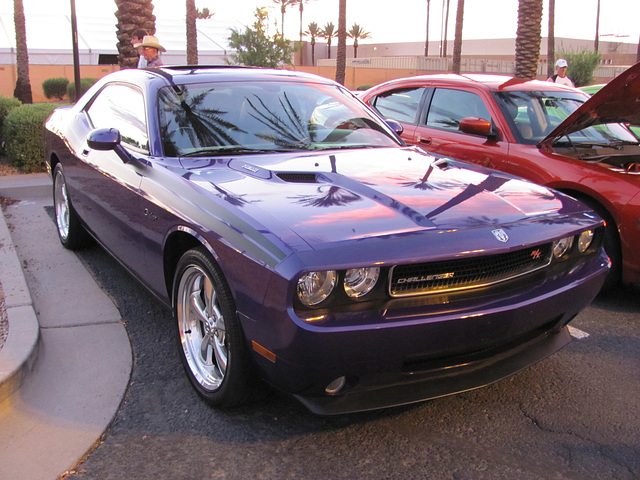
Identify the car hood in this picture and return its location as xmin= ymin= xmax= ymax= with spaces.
xmin=540 ymin=61 xmax=640 ymax=147
xmin=185 ymin=147 xmax=571 ymax=248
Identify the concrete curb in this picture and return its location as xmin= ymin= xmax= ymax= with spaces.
xmin=0 ymin=197 xmax=41 ymax=404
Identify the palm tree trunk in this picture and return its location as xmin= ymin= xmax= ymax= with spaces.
xmin=335 ymin=0 xmax=347 ymax=85
xmin=186 ymin=0 xmax=198 ymax=64
xmin=451 ymin=0 xmax=464 ymax=74
xmin=515 ymin=0 xmax=543 ymax=79
xmin=299 ymin=1 xmax=304 ymax=44
xmin=547 ymin=0 xmax=555 ymax=78
xmin=442 ymin=0 xmax=450 ymax=57
xmin=13 ymin=0 xmax=32 ymax=103
xmin=424 ymin=0 xmax=430 ymax=56
xmin=115 ymin=0 xmax=156 ymax=69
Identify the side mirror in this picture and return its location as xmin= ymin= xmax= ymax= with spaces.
xmin=459 ymin=117 xmax=497 ymax=139
xmin=87 ymin=128 xmax=133 ymax=163
xmin=385 ymin=118 xmax=404 ymax=135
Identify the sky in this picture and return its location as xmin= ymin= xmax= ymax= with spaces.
xmin=5 ymin=0 xmax=640 ymax=47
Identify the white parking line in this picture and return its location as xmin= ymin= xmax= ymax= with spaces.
xmin=568 ymin=325 xmax=590 ymax=339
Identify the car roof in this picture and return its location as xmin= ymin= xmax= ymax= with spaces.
xmin=107 ymin=65 xmax=340 ymax=87
xmin=372 ymin=73 xmax=577 ymax=94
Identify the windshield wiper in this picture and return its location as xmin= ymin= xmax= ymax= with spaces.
xmin=181 ymin=146 xmax=283 ymax=157
xmin=569 ymin=140 xmax=638 ymax=150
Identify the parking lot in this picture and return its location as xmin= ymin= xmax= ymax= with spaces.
xmin=64 ymin=240 xmax=639 ymax=480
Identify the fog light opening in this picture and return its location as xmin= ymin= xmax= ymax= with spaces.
xmin=325 ymin=376 xmax=347 ymax=395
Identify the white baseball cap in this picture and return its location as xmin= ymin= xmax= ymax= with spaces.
xmin=555 ymin=59 xmax=568 ymax=68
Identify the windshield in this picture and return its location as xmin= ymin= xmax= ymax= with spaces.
xmin=157 ymin=81 xmax=401 ymax=157
xmin=493 ymin=90 xmax=639 ymax=146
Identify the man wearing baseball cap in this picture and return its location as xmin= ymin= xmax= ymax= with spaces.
xmin=547 ymin=59 xmax=575 ymax=87
xmin=134 ymin=35 xmax=166 ymax=68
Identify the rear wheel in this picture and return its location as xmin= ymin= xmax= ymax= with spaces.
xmin=174 ymin=247 xmax=257 ymax=407
xmin=53 ymin=163 xmax=91 ymax=250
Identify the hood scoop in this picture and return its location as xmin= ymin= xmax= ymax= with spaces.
xmin=276 ymin=172 xmax=319 ymax=183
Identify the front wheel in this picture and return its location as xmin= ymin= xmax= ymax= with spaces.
xmin=53 ymin=163 xmax=91 ymax=250
xmin=174 ymin=247 xmax=257 ymax=407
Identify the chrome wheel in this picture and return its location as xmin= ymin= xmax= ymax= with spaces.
xmin=177 ymin=264 xmax=228 ymax=391
xmin=54 ymin=167 xmax=70 ymax=242
xmin=174 ymin=247 xmax=257 ymax=406
xmin=52 ymin=164 xmax=90 ymax=250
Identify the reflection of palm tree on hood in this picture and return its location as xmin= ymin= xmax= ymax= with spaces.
xmin=426 ymin=174 xmax=510 ymax=219
xmin=290 ymin=185 xmax=361 ymax=208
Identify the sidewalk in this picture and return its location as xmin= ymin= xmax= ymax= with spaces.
xmin=0 ymin=174 xmax=132 ymax=479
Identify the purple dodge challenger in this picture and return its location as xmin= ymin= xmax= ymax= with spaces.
xmin=44 ymin=66 xmax=609 ymax=414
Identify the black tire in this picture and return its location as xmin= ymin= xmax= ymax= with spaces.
xmin=173 ymin=246 xmax=257 ymax=407
xmin=53 ymin=163 xmax=91 ymax=250
xmin=580 ymin=196 xmax=621 ymax=291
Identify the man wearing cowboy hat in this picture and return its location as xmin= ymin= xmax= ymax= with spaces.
xmin=134 ymin=35 xmax=166 ymax=67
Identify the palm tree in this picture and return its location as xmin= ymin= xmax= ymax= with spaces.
xmin=320 ymin=22 xmax=337 ymax=59
xmin=547 ymin=0 xmax=555 ymax=78
xmin=304 ymin=22 xmax=321 ymax=65
xmin=13 ymin=0 xmax=32 ymax=103
xmin=186 ymin=0 xmax=197 ymax=64
xmin=296 ymin=0 xmax=315 ymax=44
xmin=335 ymin=0 xmax=347 ymax=85
xmin=515 ymin=0 xmax=543 ymax=79
xmin=451 ymin=0 xmax=464 ymax=73
xmin=441 ymin=0 xmax=450 ymax=57
xmin=424 ymin=0 xmax=431 ymax=56
xmin=347 ymin=23 xmax=370 ymax=59
xmin=273 ymin=0 xmax=297 ymax=36
xmin=114 ymin=0 xmax=156 ymax=69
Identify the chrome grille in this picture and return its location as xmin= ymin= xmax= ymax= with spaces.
xmin=389 ymin=244 xmax=552 ymax=297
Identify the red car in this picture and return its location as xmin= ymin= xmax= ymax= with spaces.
xmin=362 ymin=64 xmax=640 ymax=289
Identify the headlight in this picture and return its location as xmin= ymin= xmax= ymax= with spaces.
xmin=344 ymin=267 xmax=380 ymax=298
xmin=297 ymin=270 xmax=337 ymax=306
xmin=553 ymin=236 xmax=574 ymax=258
xmin=577 ymin=230 xmax=594 ymax=253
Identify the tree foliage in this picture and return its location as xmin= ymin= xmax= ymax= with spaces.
xmin=319 ymin=22 xmax=336 ymax=59
xmin=304 ymin=22 xmax=320 ymax=65
xmin=347 ymin=23 xmax=371 ymax=59
xmin=228 ymin=8 xmax=293 ymax=68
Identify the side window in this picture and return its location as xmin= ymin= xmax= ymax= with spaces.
xmin=371 ymin=87 xmax=425 ymax=124
xmin=86 ymin=84 xmax=148 ymax=152
xmin=425 ymin=88 xmax=491 ymax=132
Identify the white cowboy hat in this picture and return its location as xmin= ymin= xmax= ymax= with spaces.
xmin=133 ymin=35 xmax=166 ymax=52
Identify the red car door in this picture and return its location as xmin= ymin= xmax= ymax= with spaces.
xmin=412 ymin=87 xmax=511 ymax=171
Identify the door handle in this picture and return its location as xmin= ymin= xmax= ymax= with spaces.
xmin=418 ymin=136 xmax=432 ymax=145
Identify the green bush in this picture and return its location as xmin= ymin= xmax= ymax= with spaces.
xmin=42 ymin=77 xmax=70 ymax=100
xmin=0 ymin=96 xmax=22 ymax=154
xmin=3 ymin=103 xmax=58 ymax=172
xmin=558 ymin=49 xmax=602 ymax=87
xmin=67 ymin=77 xmax=98 ymax=102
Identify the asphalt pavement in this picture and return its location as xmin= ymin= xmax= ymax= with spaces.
xmin=0 ymin=173 xmax=132 ymax=480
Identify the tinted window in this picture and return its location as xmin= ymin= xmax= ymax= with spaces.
xmin=493 ymin=90 xmax=639 ymax=145
xmin=157 ymin=82 xmax=401 ymax=156
xmin=371 ymin=87 xmax=425 ymax=124
xmin=425 ymin=88 xmax=491 ymax=131
xmin=86 ymin=84 xmax=148 ymax=152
